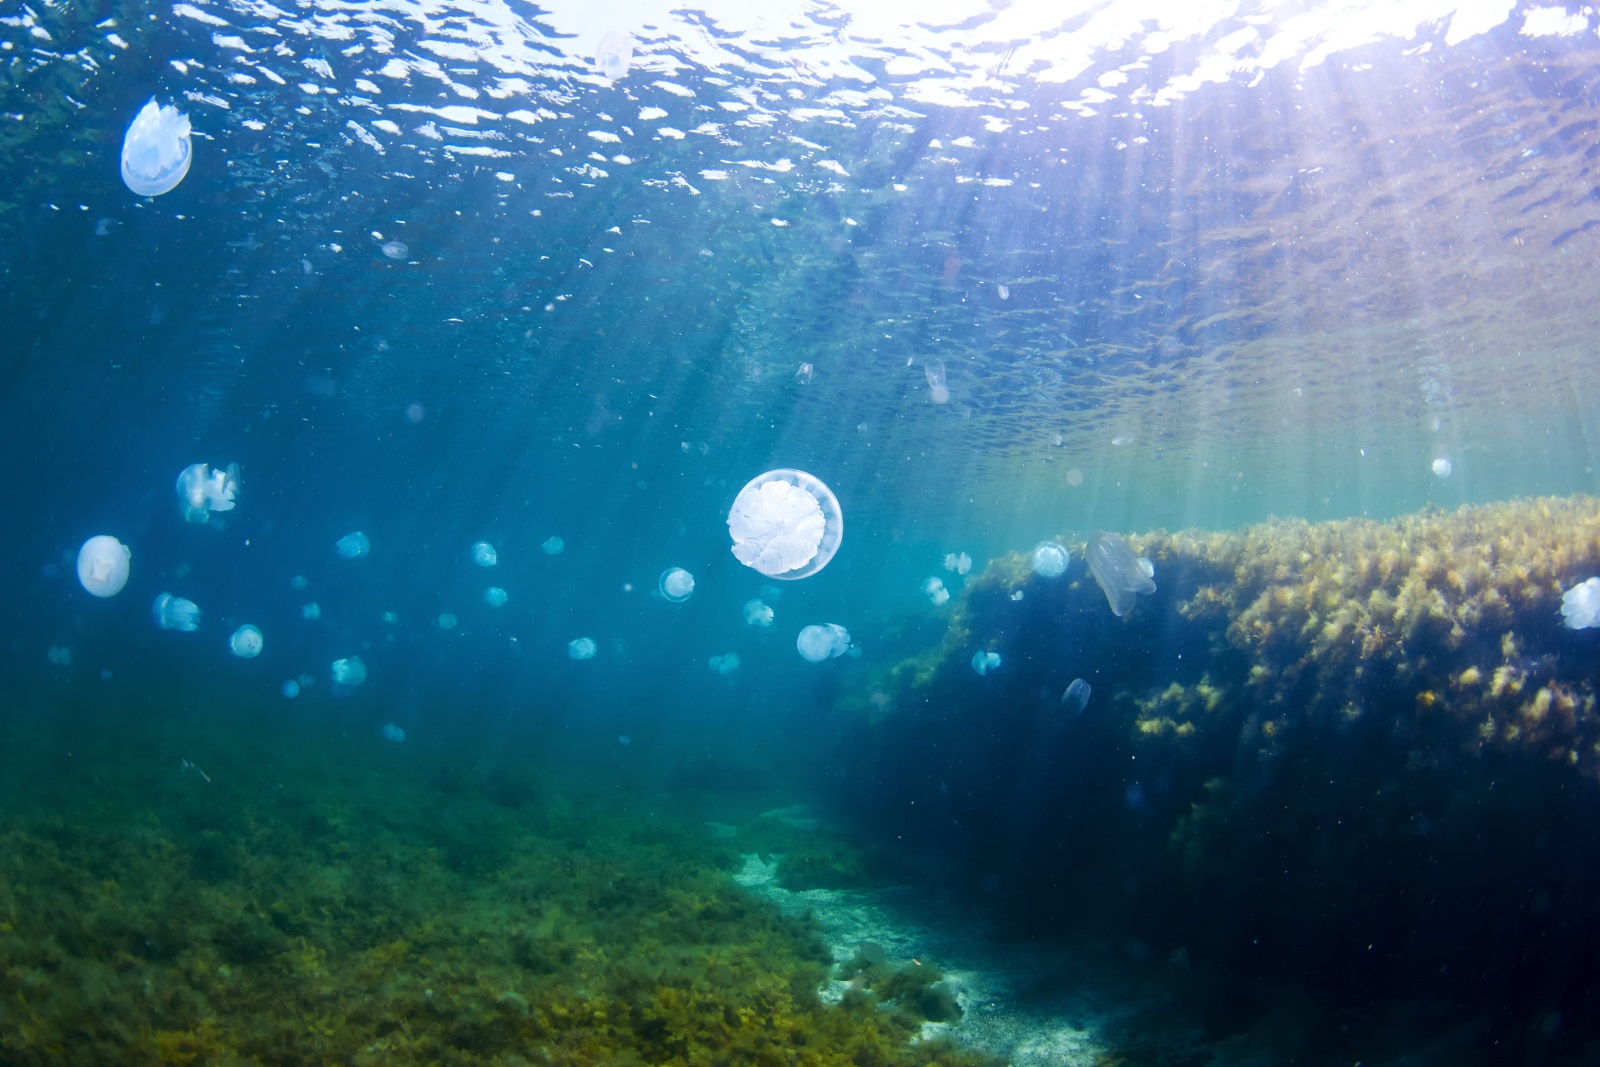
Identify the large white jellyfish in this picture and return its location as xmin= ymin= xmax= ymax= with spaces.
xmin=151 ymin=592 xmax=200 ymax=631
xmin=925 ymin=360 xmax=950 ymax=405
xmin=709 ymin=653 xmax=741 ymax=675
xmin=1061 ymin=678 xmax=1092 ymax=716
xmin=175 ymin=462 xmax=241 ymax=523
xmin=659 ymin=567 xmax=696 ymax=602
xmin=971 ymin=650 xmax=1001 ymax=675
xmin=944 ymin=552 xmax=972 ymax=575
xmin=337 ymin=531 xmax=370 ymax=559
xmin=229 ymin=625 xmax=263 ymax=658
xmin=331 ymin=656 xmax=367 ymax=687
xmin=743 ymin=598 xmax=775 ymax=628
xmin=484 ymin=587 xmax=509 ymax=608
xmin=77 ymin=535 xmax=132 ymax=597
xmin=728 ymin=469 xmax=843 ymax=580
xmin=796 ymin=623 xmax=851 ymax=663
xmin=595 ymin=31 xmax=634 ymax=81
xmin=922 ymin=577 xmax=950 ymax=606
xmin=568 ymin=636 xmax=597 ymax=660
xmin=1561 ymin=577 xmax=1600 ymax=629
xmin=1086 ymin=531 xmax=1157 ymax=617
xmin=471 ymin=541 xmax=499 ymax=567
xmin=1031 ymin=541 xmax=1070 ymax=578
xmin=121 ymin=98 xmax=193 ymax=197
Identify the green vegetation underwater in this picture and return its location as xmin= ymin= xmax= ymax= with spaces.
xmin=5 ymin=1 xmax=1600 ymax=1063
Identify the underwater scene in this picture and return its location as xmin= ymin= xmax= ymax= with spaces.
xmin=6 ymin=0 xmax=1600 ymax=1063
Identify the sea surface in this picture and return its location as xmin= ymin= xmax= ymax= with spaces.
xmin=4 ymin=1 xmax=1600 ymax=1063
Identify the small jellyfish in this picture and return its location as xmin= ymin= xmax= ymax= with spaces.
xmin=568 ymin=636 xmax=598 ymax=660
xmin=48 ymin=646 xmax=72 ymax=666
xmin=709 ymin=653 xmax=741 ymax=675
xmin=1431 ymin=457 xmax=1452 ymax=479
xmin=922 ymin=577 xmax=950 ymax=606
xmin=282 ymin=679 xmax=301 ymax=699
xmin=77 ymin=535 xmax=132 ymax=598
xmin=1031 ymin=541 xmax=1069 ymax=578
xmin=381 ymin=611 xmax=399 ymax=625
xmin=152 ymin=592 xmax=201 ymax=631
xmin=997 ymin=283 xmax=1010 ymax=300
xmin=337 ymin=531 xmax=370 ymax=559
xmin=1010 ymin=590 xmax=1024 ymax=601
xmin=175 ymin=462 xmax=241 ymax=523
xmin=229 ymin=625 xmax=263 ymax=658
xmin=471 ymin=541 xmax=499 ymax=567
xmin=796 ymin=623 xmax=851 ymax=663
xmin=484 ymin=586 xmax=508 ymax=608
xmin=925 ymin=360 xmax=950 ymax=404
xmin=437 ymin=613 xmax=458 ymax=630
xmin=121 ymin=98 xmax=192 ymax=197
xmin=793 ymin=362 xmax=814 ymax=385
xmin=595 ymin=30 xmax=634 ymax=81
xmin=728 ymin=469 xmax=843 ymax=580
xmin=743 ymin=598 xmax=775 ymax=628
xmin=659 ymin=567 xmax=695 ymax=602
xmin=1561 ymin=577 xmax=1600 ymax=629
xmin=331 ymin=656 xmax=367 ymax=687
xmin=1061 ymin=678 xmax=1092 ymax=716
xmin=1086 ymin=531 xmax=1157 ymax=617
xmin=381 ymin=240 xmax=409 ymax=261
xmin=971 ymin=650 xmax=1002 ymax=675
xmin=944 ymin=552 xmax=972 ymax=575
xmin=381 ymin=723 xmax=405 ymax=743
xmin=302 ymin=602 xmax=321 ymax=620
xmin=290 ymin=575 xmax=309 ymax=591
xmin=542 ymin=536 xmax=565 ymax=555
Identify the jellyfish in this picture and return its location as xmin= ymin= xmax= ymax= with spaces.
xmin=381 ymin=723 xmax=405 ymax=743
xmin=48 ymin=646 xmax=72 ymax=666
xmin=743 ymin=598 xmax=775 ymax=628
xmin=229 ymin=625 xmax=263 ymax=658
xmin=659 ymin=567 xmax=695 ymax=602
xmin=1432 ymin=457 xmax=1452 ymax=479
xmin=337 ymin=531 xmax=370 ymax=559
xmin=1561 ymin=577 xmax=1600 ymax=629
xmin=290 ymin=575 xmax=309 ymax=591
xmin=471 ymin=541 xmax=499 ymax=567
xmin=971 ymin=650 xmax=1001 ymax=675
xmin=175 ymin=462 xmax=241 ymax=523
xmin=121 ymin=98 xmax=192 ymax=197
xmin=793 ymin=362 xmax=814 ymax=385
xmin=568 ymin=636 xmax=598 ymax=660
xmin=543 ymin=536 xmax=565 ymax=555
xmin=77 ymin=535 xmax=131 ymax=598
xmin=151 ymin=592 xmax=200 ymax=631
xmin=282 ymin=679 xmax=301 ymax=699
xmin=331 ymin=656 xmax=367 ymax=687
xmin=1137 ymin=557 xmax=1155 ymax=580
xmin=484 ymin=586 xmax=508 ymax=608
xmin=1031 ymin=541 xmax=1069 ymax=578
xmin=437 ymin=613 xmax=458 ymax=630
xmin=709 ymin=653 xmax=741 ymax=675
xmin=302 ymin=602 xmax=321 ymax=620
xmin=796 ymin=623 xmax=851 ymax=663
xmin=922 ymin=577 xmax=950 ymax=606
xmin=728 ymin=469 xmax=843 ymax=580
xmin=925 ymin=360 xmax=950 ymax=404
xmin=1086 ymin=531 xmax=1157 ymax=616
xmin=1060 ymin=678 xmax=1092 ymax=716
xmin=595 ymin=30 xmax=634 ymax=81
xmin=943 ymin=552 xmax=972 ymax=575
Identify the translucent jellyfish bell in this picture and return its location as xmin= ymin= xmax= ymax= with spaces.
xmin=568 ymin=636 xmax=597 ymax=660
xmin=121 ymin=98 xmax=193 ymax=197
xmin=659 ymin=567 xmax=696 ymax=602
xmin=595 ymin=31 xmax=634 ymax=81
xmin=971 ymin=650 xmax=1001 ymax=675
xmin=1031 ymin=541 xmax=1070 ymax=578
xmin=1561 ymin=577 xmax=1600 ymax=630
xmin=152 ymin=592 xmax=201 ymax=631
xmin=709 ymin=653 xmax=741 ymax=675
xmin=1061 ymin=678 xmax=1092 ymax=716
xmin=229 ymin=625 xmax=263 ymax=658
xmin=1086 ymin=531 xmax=1157 ymax=616
xmin=337 ymin=531 xmax=370 ymax=559
xmin=922 ymin=577 xmax=950 ymax=606
xmin=743 ymin=598 xmax=775 ymax=628
xmin=542 ymin=536 xmax=565 ymax=555
xmin=331 ymin=656 xmax=367 ymax=687
xmin=728 ymin=469 xmax=843 ymax=580
xmin=796 ymin=623 xmax=851 ymax=663
xmin=471 ymin=541 xmax=499 ymax=567
xmin=484 ymin=586 xmax=509 ymax=608
xmin=77 ymin=535 xmax=132 ymax=597
xmin=175 ymin=462 xmax=241 ymax=523
xmin=382 ymin=723 xmax=405 ymax=743
xmin=943 ymin=552 xmax=972 ymax=575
